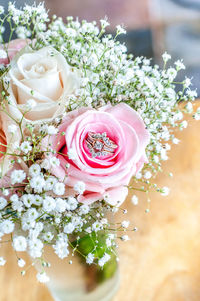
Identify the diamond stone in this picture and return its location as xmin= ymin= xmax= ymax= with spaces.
xmin=94 ymin=141 xmax=103 ymax=151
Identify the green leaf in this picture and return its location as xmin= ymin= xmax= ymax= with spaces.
xmin=71 ymin=231 xmax=118 ymax=283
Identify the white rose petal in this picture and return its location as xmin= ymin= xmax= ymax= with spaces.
xmin=26 ymin=99 xmax=37 ymax=110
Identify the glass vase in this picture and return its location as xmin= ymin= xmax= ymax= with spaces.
xmin=41 ymin=246 xmax=120 ymax=301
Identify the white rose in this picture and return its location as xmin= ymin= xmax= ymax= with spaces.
xmin=4 ymin=46 xmax=79 ymax=123
xmin=0 ymin=46 xmax=79 ymax=160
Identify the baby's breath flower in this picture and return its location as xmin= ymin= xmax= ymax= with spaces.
xmin=116 ymin=25 xmax=126 ymax=35
xmin=121 ymin=220 xmax=130 ymax=228
xmin=64 ymin=222 xmax=75 ymax=234
xmin=26 ymin=208 xmax=39 ymax=221
xmin=0 ymin=220 xmax=15 ymax=234
xmin=175 ymin=59 xmax=185 ymax=70
xmin=0 ymin=49 xmax=7 ymax=59
xmin=29 ymin=164 xmax=41 ymax=177
xmin=13 ymin=236 xmax=27 ymax=252
xmin=92 ymin=221 xmax=102 ymax=232
xmin=186 ymin=89 xmax=197 ymax=99
xmin=0 ymin=6 xmax=4 ymax=14
xmin=53 ymin=234 xmax=69 ymax=259
xmin=30 ymin=175 xmax=46 ymax=193
xmin=98 ymin=253 xmax=111 ymax=267
xmin=18 ymin=258 xmax=26 ymax=268
xmin=184 ymin=77 xmax=192 ymax=88
xmin=42 ymin=196 xmax=56 ymax=212
xmin=50 ymin=157 xmax=60 ymax=167
xmin=0 ymin=197 xmax=7 ymax=210
xmin=55 ymin=198 xmax=67 ymax=213
xmin=167 ymin=68 xmax=177 ymax=81
xmin=131 ymin=195 xmax=138 ymax=205
xmin=100 ymin=19 xmax=110 ymax=28
xmin=185 ymin=102 xmax=193 ymax=113
xmin=65 ymin=28 xmax=77 ymax=38
xmin=179 ymin=120 xmax=188 ymax=130
xmin=20 ymin=141 xmax=32 ymax=154
xmin=8 ymin=124 xmax=17 ymax=134
xmin=41 ymin=159 xmax=50 ymax=170
xmin=120 ymin=235 xmax=130 ymax=241
xmin=45 ymin=176 xmax=57 ymax=191
xmin=2 ymin=189 xmax=9 ymax=197
xmin=162 ymin=52 xmax=171 ymax=63
xmin=85 ymin=96 xmax=92 ymax=106
xmin=172 ymin=138 xmax=180 ymax=144
xmin=160 ymin=186 xmax=170 ymax=196
xmin=86 ymin=253 xmax=95 ymax=264
xmin=11 ymin=170 xmax=26 ymax=185
xmin=74 ymin=181 xmax=85 ymax=194
xmin=53 ymin=182 xmax=65 ymax=196
xmin=79 ymin=204 xmax=90 ymax=215
xmin=29 ymin=238 xmax=43 ymax=258
xmin=106 ymin=237 xmax=112 ymax=247
xmin=46 ymin=125 xmax=58 ymax=135
xmin=32 ymin=195 xmax=43 ymax=206
xmin=36 ymin=272 xmax=50 ymax=283
xmin=11 ymin=198 xmax=23 ymax=212
xmin=144 ymin=171 xmax=152 ymax=179
xmin=66 ymin=196 xmax=78 ymax=211
xmin=0 ymin=257 xmax=6 ymax=266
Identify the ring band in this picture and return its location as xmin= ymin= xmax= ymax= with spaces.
xmin=86 ymin=132 xmax=117 ymax=157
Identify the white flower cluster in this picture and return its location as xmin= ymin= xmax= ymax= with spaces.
xmin=0 ymin=161 xmax=119 ymax=280
xmin=8 ymin=2 xmax=48 ymax=30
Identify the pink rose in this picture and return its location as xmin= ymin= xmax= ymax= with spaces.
xmin=45 ymin=103 xmax=150 ymax=206
xmin=0 ymin=39 xmax=29 ymax=65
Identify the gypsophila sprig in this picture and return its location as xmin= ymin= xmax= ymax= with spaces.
xmin=0 ymin=2 xmax=197 ymax=283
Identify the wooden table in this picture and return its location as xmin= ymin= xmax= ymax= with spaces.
xmin=1 ymin=102 xmax=200 ymax=301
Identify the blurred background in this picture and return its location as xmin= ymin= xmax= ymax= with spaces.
xmin=2 ymin=0 xmax=200 ymax=94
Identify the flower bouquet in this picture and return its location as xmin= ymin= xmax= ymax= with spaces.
xmin=0 ymin=2 xmax=198 ymax=301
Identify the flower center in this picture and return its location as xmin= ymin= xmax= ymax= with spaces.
xmin=35 ymin=64 xmax=46 ymax=74
xmin=85 ymin=132 xmax=118 ymax=158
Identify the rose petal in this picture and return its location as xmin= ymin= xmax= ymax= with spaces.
xmin=0 ymin=39 xmax=29 ymax=65
xmin=104 ymin=186 xmax=128 ymax=207
xmin=105 ymin=102 xmax=150 ymax=151
xmin=78 ymin=192 xmax=103 ymax=205
xmin=78 ymin=185 xmax=128 ymax=207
